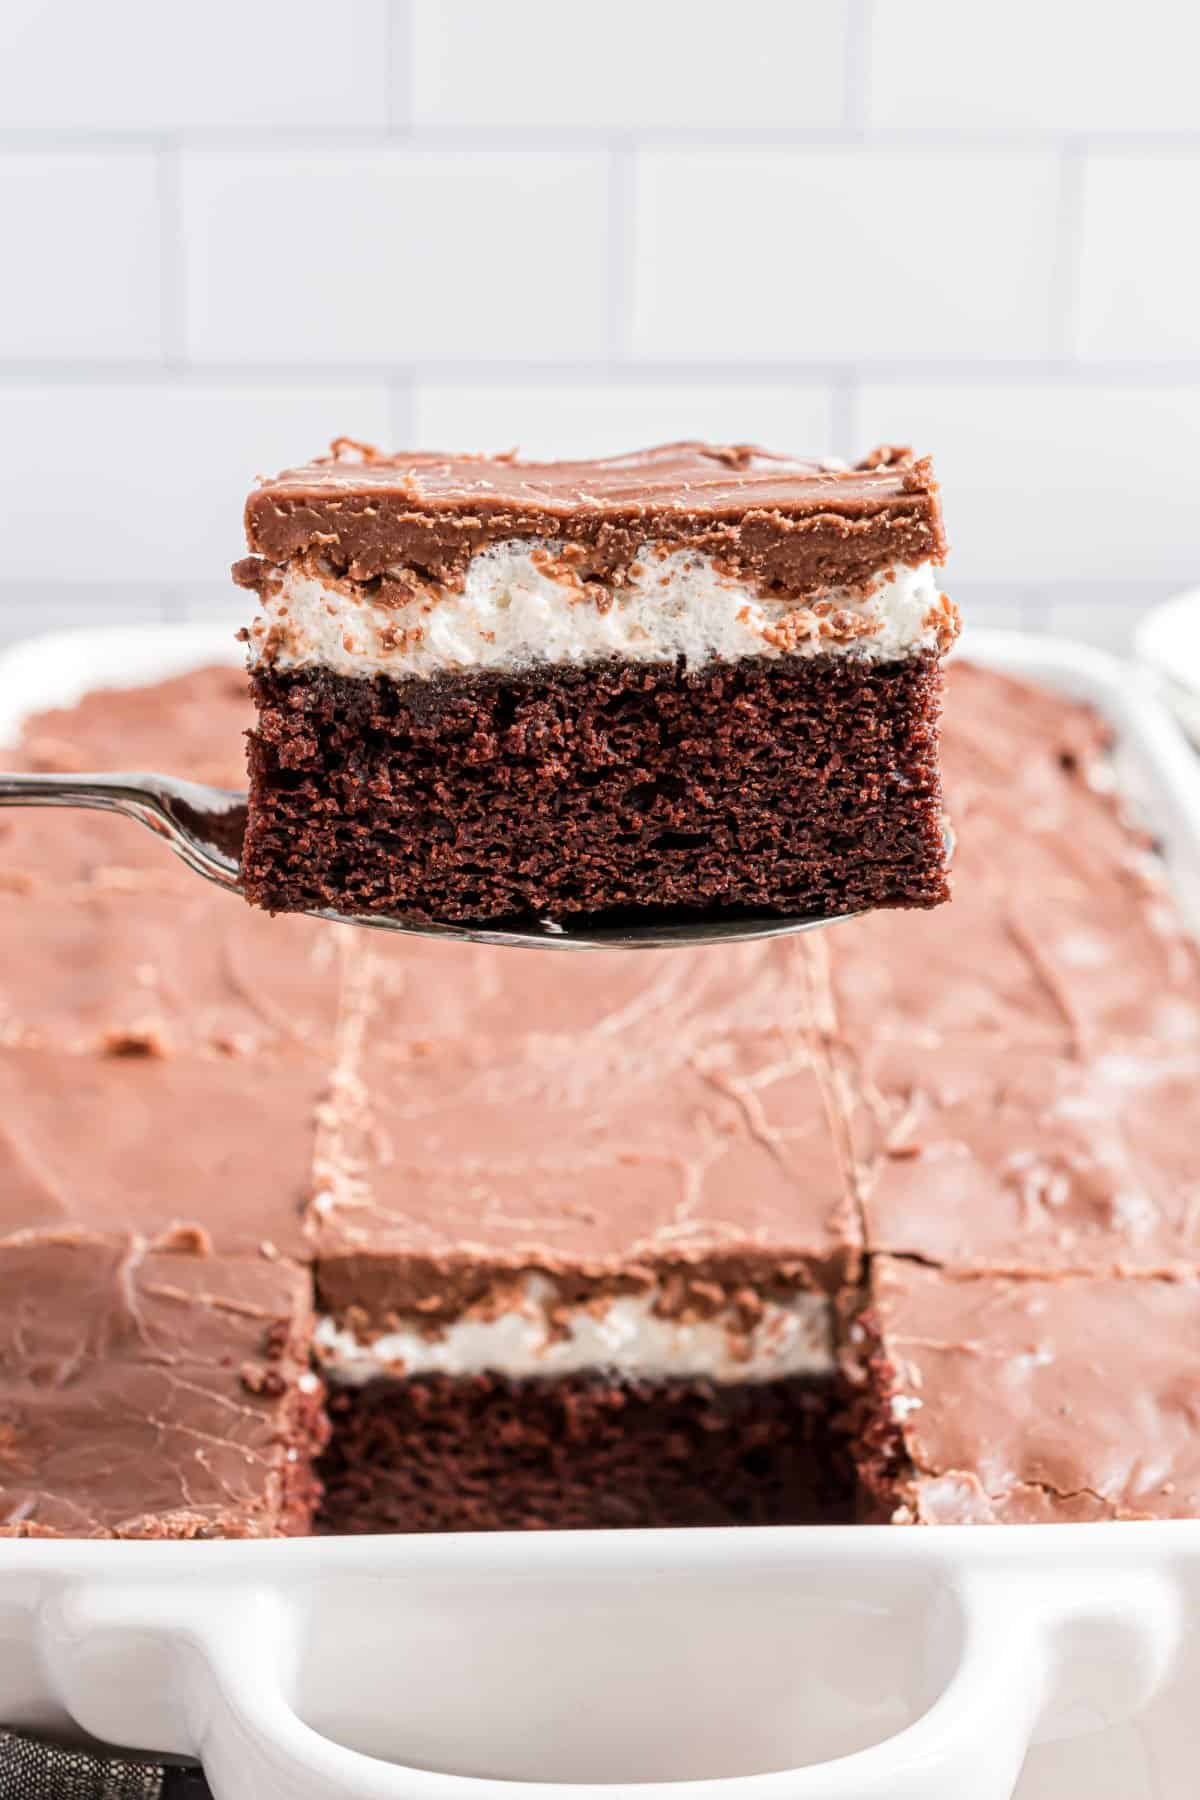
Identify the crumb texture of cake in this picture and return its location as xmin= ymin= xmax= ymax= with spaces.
xmin=319 ymin=1373 xmax=851 ymax=1533
xmin=236 ymin=440 xmax=956 ymax=923
xmin=244 ymin=653 xmax=950 ymax=922
xmin=0 ymin=1235 xmax=325 ymax=1539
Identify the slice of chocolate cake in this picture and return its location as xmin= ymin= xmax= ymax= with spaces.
xmin=310 ymin=935 xmax=861 ymax=1531
xmin=0 ymin=1233 xmax=326 ymax=1539
xmin=235 ymin=440 xmax=957 ymax=925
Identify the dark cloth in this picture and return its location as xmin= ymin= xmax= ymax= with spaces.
xmin=0 ymin=1732 xmax=211 ymax=1800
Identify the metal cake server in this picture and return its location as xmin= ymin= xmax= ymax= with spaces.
xmin=0 ymin=770 xmax=946 ymax=950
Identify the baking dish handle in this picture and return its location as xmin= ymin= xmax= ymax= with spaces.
xmin=172 ymin=1565 xmax=1178 ymax=1800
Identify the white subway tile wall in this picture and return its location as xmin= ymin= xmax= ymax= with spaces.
xmin=1076 ymin=154 xmax=1200 ymax=361
xmin=866 ymin=0 xmax=1200 ymax=133
xmin=631 ymin=148 xmax=1063 ymax=360
xmin=412 ymin=383 xmax=838 ymax=464
xmin=180 ymin=150 xmax=613 ymax=364
xmin=853 ymin=382 xmax=1200 ymax=585
xmin=0 ymin=0 xmax=392 ymax=131
xmin=412 ymin=1 xmax=851 ymax=130
xmin=1 ymin=0 xmax=1197 ymax=649
xmin=0 ymin=384 xmax=395 ymax=584
xmin=0 ymin=152 xmax=163 ymax=359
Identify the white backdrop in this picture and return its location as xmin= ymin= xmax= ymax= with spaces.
xmin=1 ymin=0 xmax=1198 ymax=650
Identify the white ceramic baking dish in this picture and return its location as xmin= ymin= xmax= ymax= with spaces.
xmin=1135 ymin=584 xmax=1200 ymax=750
xmin=0 ymin=622 xmax=1198 ymax=1800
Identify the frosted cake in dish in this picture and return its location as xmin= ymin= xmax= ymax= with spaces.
xmin=2 ymin=655 xmax=1199 ymax=1533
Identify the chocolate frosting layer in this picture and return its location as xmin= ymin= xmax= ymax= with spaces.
xmin=0 ymin=671 xmax=337 ymax=1536
xmin=859 ymin=1259 xmax=1200 ymax=1522
xmin=827 ymin=662 xmax=1200 ymax=1279
xmin=364 ymin=931 xmax=821 ymax=1047
xmin=831 ymin=661 xmax=1196 ymax=1056
xmin=0 ymin=1047 xmax=324 ymax=1259
xmin=0 ymin=1234 xmax=323 ymax=1538
xmin=855 ymin=1045 xmax=1200 ymax=1276
xmin=0 ymin=885 xmax=344 ymax=1058
xmin=241 ymin=440 xmax=947 ymax=592
xmin=315 ymin=930 xmax=859 ymax=1322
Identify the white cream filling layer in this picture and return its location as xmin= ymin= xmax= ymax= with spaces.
xmin=314 ymin=1279 xmax=834 ymax=1388
xmin=249 ymin=543 xmax=947 ymax=680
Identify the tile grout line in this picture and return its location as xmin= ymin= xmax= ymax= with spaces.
xmin=3 ymin=359 xmax=1200 ymax=388
xmin=385 ymin=0 xmax=415 ymax=137
xmin=1020 ymin=591 xmax=1046 ymax=635
xmin=3 ymin=125 xmax=1199 ymax=152
xmin=388 ymin=379 xmax=415 ymax=447
xmin=829 ymin=371 xmax=858 ymax=460
xmin=842 ymin=0 xmax=873 ymax=134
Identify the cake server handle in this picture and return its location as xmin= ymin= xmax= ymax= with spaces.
xmin=0 ymin=770 xmax=246 ymax=892
xmin=155 ymin=1565 xmax=1178 ymax=1800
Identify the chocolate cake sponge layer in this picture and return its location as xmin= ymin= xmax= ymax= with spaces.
xmin=243 ymin=653 xmax=949 ymax=922
xmin=317 ymin=1373 xmax=853 ymax=1533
